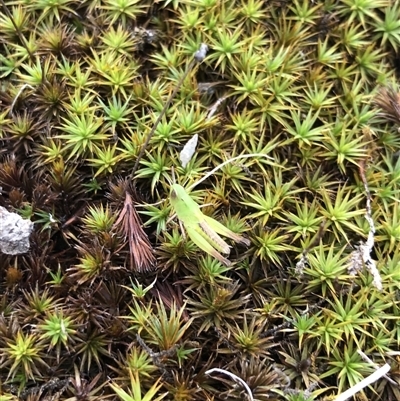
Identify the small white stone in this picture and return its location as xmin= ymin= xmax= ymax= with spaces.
xmin=194 ymin=43 xmax=209 ymax=62
xmin=0 ymin=206 xmax=34 ymax=255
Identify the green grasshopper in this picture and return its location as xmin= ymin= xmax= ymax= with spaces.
xmin=169 ymin=153 xmax=273 ymax=266
xmin=170 ymin=183 xmax=250 ymax=266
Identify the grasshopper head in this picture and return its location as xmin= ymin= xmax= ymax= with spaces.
xmin=171 ymin=188 xmax=177 ymax=200
xmin=170 ymin=183 xmax=185 ymax=200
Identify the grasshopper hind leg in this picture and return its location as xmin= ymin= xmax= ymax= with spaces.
xmin=186 ymin=225 xmax=232 ymax=266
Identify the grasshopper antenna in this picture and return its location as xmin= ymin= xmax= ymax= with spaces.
xmin=187 ymin=153 xmax=275 ymax=191
xmin=129 ymin=43 xmax=209 ymax=180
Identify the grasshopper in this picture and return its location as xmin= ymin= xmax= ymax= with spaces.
xmin=170 ymin=183 xmax=250 ymax=266
xmin=169 ymin=153 xmax=273 ymax=266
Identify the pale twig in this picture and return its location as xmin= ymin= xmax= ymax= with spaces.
xmin=348 ymin=162 xmax=382 ymax=290
xmin=207 ymin=95 xmax=227 ymax=120
xmin=10 ymin=84 xmax=34 ymax=116
xmin=357 ymin=349 xmax=396 ymax=385
xmin=205 ymin=368 xmax=254 ymax=401
xmin=333 ymin=363 xmax=390 ymax=401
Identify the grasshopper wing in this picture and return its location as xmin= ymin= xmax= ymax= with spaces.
xmin=186 ymin=224 xmax=231 ymax=266
xmin=202 ymin=215 xmax=251 ymax=247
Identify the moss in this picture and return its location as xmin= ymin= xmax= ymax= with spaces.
xmin=0 ymin=0 xmax=400 ymax=399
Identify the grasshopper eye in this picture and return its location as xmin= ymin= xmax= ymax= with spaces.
xmin=171 ymin=189 xmax=177 ymax=199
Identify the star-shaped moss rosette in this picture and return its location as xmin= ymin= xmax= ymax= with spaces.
xmin=0 ymin=0 xmax=400 ymax=399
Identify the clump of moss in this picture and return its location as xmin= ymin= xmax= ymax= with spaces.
xmin=0 ymin=0 xmax=400 ymax=400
